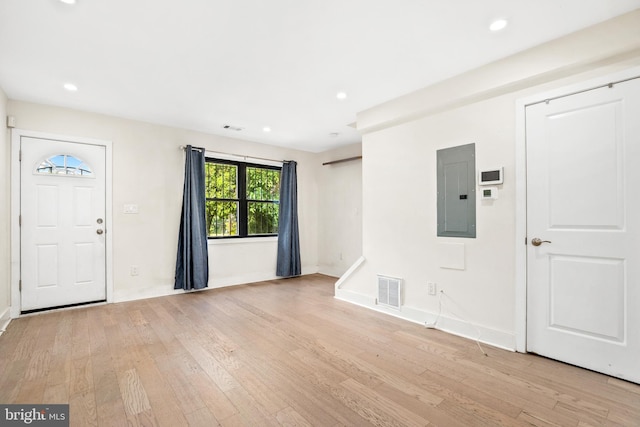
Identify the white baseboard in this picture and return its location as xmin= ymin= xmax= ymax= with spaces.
xmin=114 ymin=275 xmax=278 ymax=303
xmin=115 ymin=265 xmax=320 ymax=304
xmin=317 ymin=267 xmax=342 ymax=278
xmin=335 ymin=287 xmax=375 ymax=307
xmin=0 ymin=307 xmax=12 ymax=337
xmin=334 ymin=288 xmax=516 ymax=351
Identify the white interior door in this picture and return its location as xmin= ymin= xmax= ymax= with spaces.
xmin=526 ymin=77 xmax=640 ymax=383
xmin=20 ymin=136 xmax=107 ymax=311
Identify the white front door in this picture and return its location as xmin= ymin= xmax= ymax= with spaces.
xmin=526 ymin=77 xmax=640 ymax=383
xmin=20 ymin=136 xmax=107 ymax=311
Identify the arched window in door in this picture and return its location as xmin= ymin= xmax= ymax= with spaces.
xmin=34 ymin=154 xmax=94 ymax=177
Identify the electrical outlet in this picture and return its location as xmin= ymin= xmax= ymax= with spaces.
xmin=428 ymin=282 xmax=437 ymax=296
xmin=130 ymin=265 xmax=139 ymax=276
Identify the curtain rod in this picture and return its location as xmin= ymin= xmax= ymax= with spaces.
xmin=322 ymin=156 xmax=362 ymax=166
xmin=179 ymin=146 xmax=285 ymax=164
xmin=179 ymin=145 xmax=205 ymax=152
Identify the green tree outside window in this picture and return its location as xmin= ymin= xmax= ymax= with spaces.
xmin=205 ymin=160 xmax=280 ymax=237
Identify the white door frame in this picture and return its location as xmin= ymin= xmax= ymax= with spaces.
xmin=514 ymin=65 xmax=640 ymax=353
xmin=10 ymin=129 xmax=113 ymax=318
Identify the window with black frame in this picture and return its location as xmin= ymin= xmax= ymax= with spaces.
xmin=205 ymin=158 xmax=281 ymax=238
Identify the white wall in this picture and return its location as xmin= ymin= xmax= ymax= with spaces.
xmin=341 ymin=94 xmax=519 ymax=348
xmin=7 ymin=101 xmax=320 ymax=303
xmin=0 ymin=87 xmax=10 ymax=329
xmin=317 ymin=143 xmax=362 ymax=277
xmin=337 ymin=10 xmax=640 ymax=350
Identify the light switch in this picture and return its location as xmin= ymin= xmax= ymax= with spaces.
xmin=123 ymin=204 xmax=139 ymax=214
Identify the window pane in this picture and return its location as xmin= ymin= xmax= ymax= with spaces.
xmin=204 ymin=159 xmax=281 ymax=238
xmin=246 ymin=167 xmax=280 ymax=201
xmin=206 ymin=163 xmax=237 ymax=199
xmin=206 ymin=201 xmax=238 ymax=236
xmin=248 ymin=202 xmax=279 ymax=235
xmin=35 ymin=154 xmax=94 ymax=177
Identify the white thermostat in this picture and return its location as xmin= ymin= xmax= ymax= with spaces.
xmin=481 ymin=187 xmax=498 ymax=200
xmin=479 ymin=167 xmax=503 ymax=185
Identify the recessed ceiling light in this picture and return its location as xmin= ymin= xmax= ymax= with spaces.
xmin=60 ymin=0 xmax=76 ymax=4
xmin=489 ymin=18 xmax=508 ymax=32
xmin=336 ymin=91 xmax=347 ymax=100
xmin=262 ymin=127 xmax=271 ymax=133
xmin=329 ymin=132 xmax=339 ymax=138
xmin=63 ymin=83 xmax=78 ymax=92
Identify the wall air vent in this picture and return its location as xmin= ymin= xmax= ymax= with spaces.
xmin=222 ymin=124 xmax=244 ymax=131
xmin=377 ymin=275 xmax=402 ymax=309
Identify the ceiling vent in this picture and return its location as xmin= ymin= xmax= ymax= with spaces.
xmin=222 ymin=124 xmax=244 ymax=132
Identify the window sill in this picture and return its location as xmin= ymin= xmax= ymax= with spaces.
xmin=208 ymin=236 xmax=278 ymax=246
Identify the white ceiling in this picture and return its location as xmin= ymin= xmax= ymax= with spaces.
xmin=1 ymin=1 xmax=639 ymax=152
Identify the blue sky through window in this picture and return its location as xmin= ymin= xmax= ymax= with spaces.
xmin=36 ymin=154 xmax=94 ymax=176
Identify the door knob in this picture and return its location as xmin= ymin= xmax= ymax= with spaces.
xmin=96 ymin=229 xmax=104 ymax=235
xmin=531 ymin=237 xmax=551 ymax=246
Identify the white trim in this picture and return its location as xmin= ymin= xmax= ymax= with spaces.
xmin=0 ymin=307 xmax=11 ymax=336
xmin=10 ymin=130 xmax=19 ymax=318
xmin=204 ymin=150 xmax=283 ymax=167
xmin=10 ymin=129 xmax=114 ymax=317
xmin=335 ymin=288 xmax=374 ymax=307
xmin=514 ymin=96 xmax=528 ymax=353
xmin=316 ymin=267 xmax=342 ymax=278
xmin=105 ymin=136 xmax=113 ymax=306
xmin=335 ymin=255 xmax=365 ymax=290
xmin=335 ymin=288 xmax=515 ymax=351
xmin=514 ymin=65 xmax=640 ymax=353
xmin=208 ymin=236 xmax=278 ymax=246
xmin=115 ymin=266 xmax=319 ymax=303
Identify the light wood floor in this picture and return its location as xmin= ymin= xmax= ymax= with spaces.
xmin=0 ymin=274 xmax=638 ymax=426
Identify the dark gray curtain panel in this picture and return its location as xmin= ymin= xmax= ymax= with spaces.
xmin=276 ymin=161 xmax=301 ymax=277
xmin=175 ymin=146 xmax=209 ymax=290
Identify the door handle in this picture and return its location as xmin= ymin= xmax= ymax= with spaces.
xmin=531 ymin=237 xmax=551 ymax=246
xmin=96 ymin=229 xmax=104 ymax=235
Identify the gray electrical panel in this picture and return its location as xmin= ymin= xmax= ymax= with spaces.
xmin=437 ymin=143 xmax=476 ymax=238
